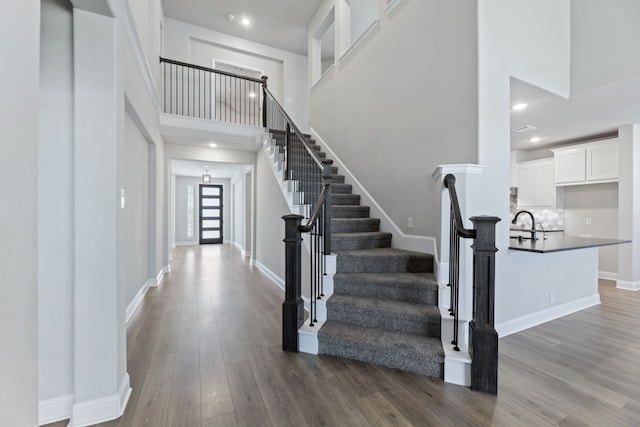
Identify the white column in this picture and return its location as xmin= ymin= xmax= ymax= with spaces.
xmin=617 ymin=125 xmax=640 ymax=290
xmin=72 ymin=8 xmax=130 ymax=426
xmin=0 ymin=1 xmax=40 ymax=425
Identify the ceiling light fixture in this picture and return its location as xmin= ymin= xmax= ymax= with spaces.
xmin=209 ymin=143 xmax=218 ymax=148
xmin=227 ymin=14 xmax=234 ymax=22
xmin=241 ymin=17 xmax=251 ymax=26
xmin=202 ymin=167 xmax=212 ymax=184
xmin=529 ymin=136 xmax=541 ymax=143
xmin=511 ymin=102 xmax=528 ymax=111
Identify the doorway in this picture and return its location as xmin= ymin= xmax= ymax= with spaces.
xmin=199 ymin=184 xmax=223 ymax=244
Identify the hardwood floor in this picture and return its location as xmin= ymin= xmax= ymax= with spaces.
xmin=46 ymin=245 xmax=640 ymax=426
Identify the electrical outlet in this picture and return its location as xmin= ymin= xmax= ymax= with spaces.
xmin=586 ymin=217 xmax=592 ymax=225
xmin=408 ymin=217 xmax=414 ymax=229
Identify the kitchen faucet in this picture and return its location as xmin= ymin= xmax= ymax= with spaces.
xmin=512 ymin=210 xmax=537 ymax=241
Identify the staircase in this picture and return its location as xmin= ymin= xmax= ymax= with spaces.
xmin=267 ymin=131 xmax=445 ymax=379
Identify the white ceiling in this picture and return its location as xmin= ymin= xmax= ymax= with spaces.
xmin=162 ymin=0 xmax=324 ymax=55
xmin=510 ymin=76 xmax=640 ymax=151
xmin=171 ymin=159 xmax=249 ymax=179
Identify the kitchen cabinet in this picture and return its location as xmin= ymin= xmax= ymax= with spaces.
xmin=517 ymin=159 xmax=555 ymax=208
xmin=552 ymin=139 xmax=618 ymax=186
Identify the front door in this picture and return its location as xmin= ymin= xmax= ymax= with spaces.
xmin=199 ymin=184 xmax=223 ymax=244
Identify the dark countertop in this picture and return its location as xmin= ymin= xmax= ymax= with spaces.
xmin=509 ymin=235 xmax=631 ymax=253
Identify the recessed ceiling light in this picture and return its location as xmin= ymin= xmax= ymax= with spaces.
xmin=209 ymin=143 xmax=218 ymax=148
xmin=529 ymin=136 xmax=541 ymax=143
xmin=511 ymin=103 xmax=528 ymax=111
xmin=227 ymin=14 xmax=234 ymax=22
xmin=241 ymin=17 xmax=250 ymax=26
xmin=249 ymin=92 xmax=256 ymax=98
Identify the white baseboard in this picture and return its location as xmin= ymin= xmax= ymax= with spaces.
xmin=310 ymin=128 xmax=438 ymax=259
xmin=231 ymin=241 xmax=250 ymax=257
xmin=254 ymin=260 xmax=285 ymax=291
xmin=174 ymin=241 xmax=197 ymax=247
xmin=39 ymin=394 xmax=74 ymax=425
xmin=443 ymin=345 xmax=471 ymax=387
xmin=616 ymin=279 xmax=640 ymax=291
xmin=126 ymin=282 xmax=149 ymax=323
xmin=496 ymin=293 xmax=601 ymax=337
xmin=599 ymin=271 xmax=618 ymax=281
xmin=163 ymin=265 xmax=171 ymax=274
xmin=69 ymin=374 xmax=131 ymax=427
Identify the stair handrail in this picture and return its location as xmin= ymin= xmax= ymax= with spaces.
xmin=262 ymin=86 xmax=325 ymax=170
xmin=443 ymin=173 xmax=500 ymax=395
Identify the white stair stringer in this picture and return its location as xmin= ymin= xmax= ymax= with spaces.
xmin=299 ymin=253 xmax=336 ymax=354
xmin=440 ymin=305 xmax=471 ymax=386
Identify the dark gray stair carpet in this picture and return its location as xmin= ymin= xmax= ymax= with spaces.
xmin=333 ymin=272 xmax=438 ymax=305
xmin=335 ymin=248 xmax=433 ymax=273
xmin=268 ymin=130 xmax=442 ymax=379
xmin=332 ymin=218 xmax=380 ymax=233
xmin=318 ymin=322 xmax=444 ymax=378
xmin=326 ymin=294 xmax=441 ymax=337
xmin=332 ymin=231 xmax=392 ymax=251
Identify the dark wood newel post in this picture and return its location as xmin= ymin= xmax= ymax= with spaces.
xmin=282 ymin=214 xmax=304 ymax=352
xmin=322 ymin=159 xmax=333 ymax=255
xmin=469 ymin=215 xmax=500 ymax=394
xmin=261 ymin=76 xmax=268 ymax=128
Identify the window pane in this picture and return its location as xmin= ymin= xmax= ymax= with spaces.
xmin=202 ymin=187 xmax=220 ymax=196
xmin=203 ymin=230 xmax=220 ymax=239
xmin=202 ymin=209 xmax=220 ymax=218
xmin=202 ymin=220 xmax=220 ymax=228
xmin=202 ymin=198 xmax=220 ymax=207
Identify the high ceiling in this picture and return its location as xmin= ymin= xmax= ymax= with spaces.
xmin=510 ymin=76 xmax=640 ymax=151
xmin=162 ymin=0 xmax=323 ymax=55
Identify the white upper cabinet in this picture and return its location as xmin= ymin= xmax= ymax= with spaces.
xmin=517 ymin=159 xmax=555 ymax=208
xmin=552 ymin=139 xmax=618 ymax=186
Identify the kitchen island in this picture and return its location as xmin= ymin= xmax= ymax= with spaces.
xmin=509 ymin=235 xmax=630 ymax=253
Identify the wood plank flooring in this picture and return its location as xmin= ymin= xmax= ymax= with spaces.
xmin=45 ymin=245 xmax=640 ymax=426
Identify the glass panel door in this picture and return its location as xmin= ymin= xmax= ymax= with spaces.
xmin=199 ymin=184 xmax=223 ymax=244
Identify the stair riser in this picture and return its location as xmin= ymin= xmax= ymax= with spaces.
xmin=331 ymin=184 xmax=353 ymax=194
xmin=333 ymin=281 xmax=438 ymax=305
xmin=318 ymin=340 xmax=444 ymax=378
xmin=332 ymin=219 xmax=380 ymax=233
xmin=326 ymin=305 xmax=440 ymax=336
xmin=330 ymin=195 xmax=361 ymax=206
xmin=332 ymin=206 xmax=370 ymax=219
xmin=336 ymin=255 xmax=433 ymax=273
xmin=332 ymin=236 xmax=391 ymax=251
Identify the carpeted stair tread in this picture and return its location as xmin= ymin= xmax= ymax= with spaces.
xmin=332 ymin=218 xmax=380 ymax=233
xmin=331 ymin=184 xmax=352 ymax=194
xmin=331 ymin=194 xmax=361 ymax=206
xmin=332 ymin=205 xmax=370 ymax=219
xmin=318 ymin=322 xmax=444 ymax=378
xmin=333 ymin=272 xmax=438 ymax=304
xmin=335 ymin=247 xmax=433 ymax=273
xmin=332 ymin=231 xmax=392 ymax=251
xmin=326 ymin=294 xmax=440 ymax=336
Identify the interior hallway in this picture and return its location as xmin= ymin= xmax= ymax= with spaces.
xmin=46 ymin=244 xmax=640 ymax=426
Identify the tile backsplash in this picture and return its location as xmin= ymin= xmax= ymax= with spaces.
xmin=509 ymin=190 xmax=565 ymax=231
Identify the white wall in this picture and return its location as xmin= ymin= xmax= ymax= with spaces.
xmin=0 ymin=0 xmax=40 ymax=424
xmin=163 ymin=18 xmax=309 ymax=130
xmin=477 ymin=0 xmax=578 ymax=325
xmin=233 ymin=178 xmax=246 ymax=252
xmin=255 ymin=149 xmax=291 ymax=281
xmin=309 ymin=0 xmax=479 ymax=241
xmin=564 ymin=183 xmax=619 ymax=274
xmin=38 ymin=0 xmax=75 ymax=407
xmin=120 ymin=114 xmax=150 ymax=308
xmin=571 ymin=0 xmax=640 ymax=94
